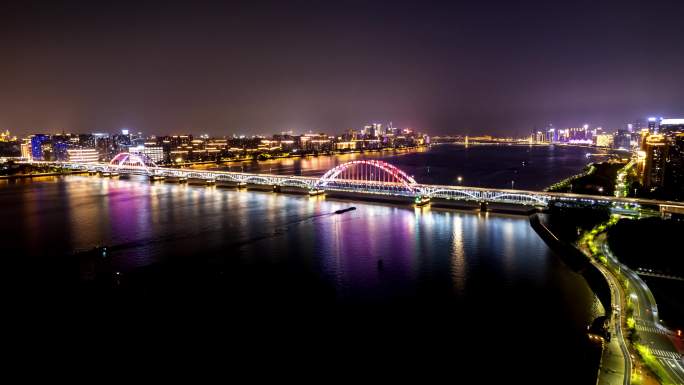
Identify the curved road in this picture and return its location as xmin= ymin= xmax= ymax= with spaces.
xmin=599 ymin=238 xmax=684 ymax=384
xmin=590 ymin=250 xmax=632 ymax=385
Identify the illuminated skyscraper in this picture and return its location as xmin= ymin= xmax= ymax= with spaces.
xmin=665 ymin=133 xmax=684 ymax=200
xmin=20 ymin=140 xmax=31 ymax=160
xmin=647 ymin=117 xmax=658 ymax=133
xmin=641 ymin=134 xmax=668 ymax=190
xmin=613 ymin=130 xmax=631 ymax=150
xmin=30 ymin=134 xmax=50 ymax=160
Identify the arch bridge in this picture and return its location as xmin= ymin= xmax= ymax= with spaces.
xmin=54 ymin=154 xmax=684 ymax=210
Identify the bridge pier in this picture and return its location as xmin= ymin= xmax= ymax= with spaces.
xmin=165 ymin=176 xmax=187 ymax=183
xmin=213 ymin=180 xmax=251 ymax=188
xmin=188 ymin=177 xmax=214 ymax=186
xmin=480 ymin=201 xmax=488 ymax=212
xmin=246 ymin=183 xmax=274 ymax=192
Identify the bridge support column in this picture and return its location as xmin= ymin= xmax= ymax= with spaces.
xmin=480 ymin=201 xmax=488 ymax=212
xmin=272 ymin=185 xmax=281 ymax=193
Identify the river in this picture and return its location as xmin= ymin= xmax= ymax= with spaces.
xmin=0 ymin=144 xmax=608 ymax=383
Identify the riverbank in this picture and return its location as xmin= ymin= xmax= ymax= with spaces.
xmin=0 ymin=170 xmax=88 ymax=180
xmin=529 ymin=213 xmax=619 ymax=385
xmin=529 ymin=214 xmax=612 ymax=310
xmin=545 ymin=160 xmax=625 ymax=196
xmin=170 ymin=145 xmax=428 ymax=168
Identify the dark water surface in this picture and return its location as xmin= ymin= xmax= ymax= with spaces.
xmin=3 ymin=173 xmax=603 ymax=382
xmin=205 ymin=143 xmax=610 ymax=190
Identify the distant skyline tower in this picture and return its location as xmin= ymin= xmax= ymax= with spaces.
xmin=648 ymin=117 xmax=658 ymax=133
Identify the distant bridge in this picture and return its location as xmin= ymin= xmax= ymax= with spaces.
xmin=35 ymin=153 xmax=684 ymax=212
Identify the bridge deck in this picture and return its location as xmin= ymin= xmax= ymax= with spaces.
xmin=28 ymin=160 xmax=684 ymax=210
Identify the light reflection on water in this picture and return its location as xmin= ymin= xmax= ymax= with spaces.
xmin=0 ymin=175 xmax=604 ymax=382
xmin=3 ymin=176 xmax=590 ymax=304
xmin=0 ymin=144 xmax=612 ymax=382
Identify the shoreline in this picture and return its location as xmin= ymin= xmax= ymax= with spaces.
xmin=529 ymin=213 xmax=615 ymax=385
xmin=0 ymin=171 xmax=88 ymax=180
xmin=171 ymin=145 xmax=428 ymax=168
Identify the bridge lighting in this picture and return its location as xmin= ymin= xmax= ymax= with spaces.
xmin=68 ymin=153 xmax=679 ymax=214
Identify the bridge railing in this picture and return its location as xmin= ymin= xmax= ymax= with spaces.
xmin=33 ymin=160 xmax=684 ymax=210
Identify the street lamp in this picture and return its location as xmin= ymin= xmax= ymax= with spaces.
xmin=511 ymin=180 xmax=515 ymax=189
xmin=457 ymin=176 xmax=463 ymax=184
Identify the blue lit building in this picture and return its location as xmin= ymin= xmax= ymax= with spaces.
xmin=30 ymin=134 xmax=50 ymax=160
xmin=53 ymin=141 xmax=69 ymax=161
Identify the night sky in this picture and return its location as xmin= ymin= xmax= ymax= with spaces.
xmin=2 ymin=0 xmax=683 ymax=137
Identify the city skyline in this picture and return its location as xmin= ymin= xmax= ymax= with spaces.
xmin=1 ymin=115 xmax=680 ymax=139
xmin=2 ymin=0 xmax=683 ymax=137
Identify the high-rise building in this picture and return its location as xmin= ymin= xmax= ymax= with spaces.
xmin=129 ymin=145 xmax=164 ymax=163
xmin=91 ymin=133 xmax=113 ymax=160
xmin=595 ymin=133 xmax=613 ymax=148
xmin=613 ymin=130 xmax=631 ymax=150
xmin=53 ymin=141 xmax=69 ymax=161
xmin=20 ymin=139 xmax=31 ymax=160
xmin=30 ymin=134 xmax=50 ymax=160
xmin=546 ymin=127 xmax=556 ymax=143
xmin=67 ymin=148 xmax=99 ymax=163
xmin=647 ymin=117 xmax=658 ymax=133
xmin=659 ymin=118 xmax=684 ymax=134
xmin=641 ymin=134 xmax=668 ymax=191
xmin=665 ymin=133 xmax=684 ymax=200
